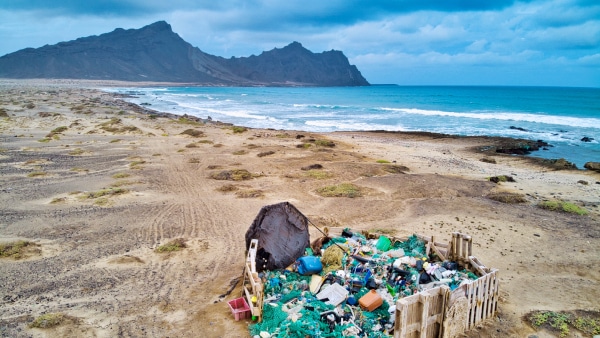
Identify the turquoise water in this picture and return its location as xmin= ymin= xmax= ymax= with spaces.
xmin=108 ymin=85 xmax=600 ymax=168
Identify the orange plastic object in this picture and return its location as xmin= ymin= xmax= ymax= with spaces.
xmin=358 ymin=290 xmax=383 ymax=311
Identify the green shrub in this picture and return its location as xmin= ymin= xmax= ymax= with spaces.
xmin=304 ymin=170 xmax=332 ymax=180
xmin=51 ymin=126 xmax=68 ymax=134
xmin=29 ymin=313 xmax=64 ymax=328
xmin=316 ymin=183 xmax=362 ymax=198
xmin=68 ymin=148 xmax=85 ymax=155
xmin=527 ymin=310 xmax=600 ymax=337
xmin=112 ymin=172 xmax=130 ymax=179
xmin=0 ymin=240 xmax=38 ymax=259
xmin=156 ymin=238 xmax=186 ymax=253
xmin=210 ymin=169 xmax=253 ymax=181
xmin=85 ymin=188 xmax=128 ymax=199
xmin=314 ymin=139 xmax=335 ymax=147
xmin=129 ymin=160 xmax=146 ymax=169
xmin=538 ymin=200 xmax=587 ymax=215
xmin=232 ymin=126 xmax=248 ymax=133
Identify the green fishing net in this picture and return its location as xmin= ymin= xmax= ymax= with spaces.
xmin=393 ymin=234 xmax=426 ymax=257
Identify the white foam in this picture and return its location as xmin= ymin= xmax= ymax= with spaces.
xmin=305 ymin=120 xmax=405 ymax=131
xmin=380 ymin=107 xmax=600 ymax=129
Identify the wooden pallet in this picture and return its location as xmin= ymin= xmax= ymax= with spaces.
xmin=242 ymin=239 xmax=264 ymax=322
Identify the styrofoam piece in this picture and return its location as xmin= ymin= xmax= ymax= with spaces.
xmin=316 ymin=283 xmax=348 ymax=306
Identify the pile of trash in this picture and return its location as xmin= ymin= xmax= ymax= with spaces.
xmin=248 ymin=229 xmax=479 ymax=338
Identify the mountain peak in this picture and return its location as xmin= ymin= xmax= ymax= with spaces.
xmin=143 ymin=21 xmax=172 ymax=32
xmin=285 ymin=41 xmax=304 ymax=49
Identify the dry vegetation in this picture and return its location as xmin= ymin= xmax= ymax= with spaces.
xmin=155 ymin=238 xmax=187 ymax=253
xmin=0 ymin=240 xmax=40 ymax=259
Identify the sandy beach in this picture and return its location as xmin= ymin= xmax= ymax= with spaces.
xmin=0 ymin=80 xmax=598 ymax=338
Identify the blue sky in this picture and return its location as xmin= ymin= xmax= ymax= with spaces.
xmin=1 ymin=0 xmax=599 ymax=87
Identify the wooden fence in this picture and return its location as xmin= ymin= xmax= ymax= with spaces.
xmin=394 ymin=232 xmax=499 ymax=338
xmin=279 ymin=227 xmax=499 ymax=336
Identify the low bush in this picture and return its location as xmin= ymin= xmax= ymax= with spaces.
xmin=232 ymin=126 xmax=247 ymax=133
xmin=112 ymin=172 xmax=130 ymax=179
xmin=304 ymin=170 xmax=333 ymax=180
xmin=85 ymin=188 xmax=128 ymax=199
xmin=538 ymin=200 xmax=587 ymax=215
xmin=487 ymin=192 xmax=527 ymax=204
xmin=257 ymin=151 xmax=275 ymax=157
xmin=0 ymin=240 xmax=40 ymax=259
xmin=527 ymin=310 xmax=600 ymax=337
xmin=235 ymin=189 xmax=264 ymax=198
xmin=156 ymin=238 xmax=186 ymax=253
xmin=180 ymin=129 xmax=204 ymax=137
xmin=316 ymin=183 xmax=362 ymax=198
xmin=210 ymin=169 xmax=253 ymax=181
xmin=29 ymin=313 xmax=64 ymax=329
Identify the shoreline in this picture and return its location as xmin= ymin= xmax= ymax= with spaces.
xmin=3 ymin=78 xmax=596 ymax=170
xmin=0 ymin=80 xmax=599 ymax=337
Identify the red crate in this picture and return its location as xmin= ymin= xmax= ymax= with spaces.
xmin=228 ymin=297 xmax=251 ymax=321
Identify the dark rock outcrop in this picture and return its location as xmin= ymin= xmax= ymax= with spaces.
xmin=493 ymin=139 xmax=550 ymax=155
xmin=0 ymin=21 xmax=369 ymax=87
xmin=581 ymin=137 xmax=594 ymax=142
xmin=584 ymin=162 xmax=600 ymax=172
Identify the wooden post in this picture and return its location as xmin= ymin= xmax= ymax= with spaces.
xmin=419 ymin=291 xmax=430 ymax=338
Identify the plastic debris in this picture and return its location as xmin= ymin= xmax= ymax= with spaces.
xmin=247 ymin=231 xmax=480 ymax=337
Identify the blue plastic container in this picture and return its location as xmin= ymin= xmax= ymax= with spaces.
xmin=296 ymin=256 xmax=323 ymax=275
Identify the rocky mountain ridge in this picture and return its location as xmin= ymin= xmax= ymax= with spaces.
xmin=0 ymin=21 xmax=369 ymax=86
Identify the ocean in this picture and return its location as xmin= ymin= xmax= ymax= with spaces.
xmin=107 ymin=85 xmax=600 ymax=168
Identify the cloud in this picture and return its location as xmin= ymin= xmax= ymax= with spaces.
xmin=0 ymin=0 xmax=598 ymax=86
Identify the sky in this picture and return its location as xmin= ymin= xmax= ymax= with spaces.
xmin=1 ymin=0 xmax=599 ymax=87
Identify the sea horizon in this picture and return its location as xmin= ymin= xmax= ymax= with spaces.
xmin=106 ymin=85 xmax=600 ymax=169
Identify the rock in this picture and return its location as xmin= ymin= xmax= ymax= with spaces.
xmin=301 ymin=164 xmax=323 ymax=170
xmin=584 ymin=162 xmax=600 ymax=172
xmin=480 ymin=157 xmax=497 ymax=164
xmin=581 ymin=136 xmax=594 ymax=142
xmin=509 ymin=126 xmax=528 ymax=132
xmin=489 ymin=175 xmax=515 ymax=183
xmin=541 ymin=158 xmax=577 ymax=170
xmin=577 ymin=180 xmax=589 ymax=185
xmin=493 ymin=140 xmax=549 ymax=155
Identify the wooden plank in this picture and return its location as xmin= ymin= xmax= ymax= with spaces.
xmin=483 ymin=273 xmax=492 ymax=318
xmin=486 ymin=270 xmax=499 ymax=318
xmin=465 ymin=235 xmax=472 ymax=257
xmin=419 ymin=291 xmax=431 ymax=338
xmin=466 ymin=280 xmax=476 ymax=330
xmin=475 ymin=276 xmax=485 ymax=324
xmin=451 ymin=232 xmax=459 ymax=261
xmin=431 ymin=243 xmax=446 ymax=261
xmin=396 ymin=298 xmax=410 ymax=338
xmin=461 ymin=235 xmax=468 ymax=266
xmin=469 ymin=256 xmax=487 ymax=276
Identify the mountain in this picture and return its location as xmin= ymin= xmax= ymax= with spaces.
xmin=0 ymin=21 xmax=369 ymax=86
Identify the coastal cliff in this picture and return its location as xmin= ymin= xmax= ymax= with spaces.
xmin=0 ymin=21 xmax=369 ymax=86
